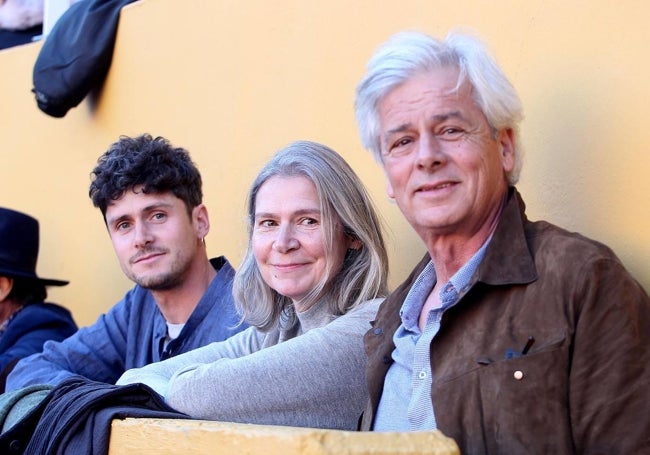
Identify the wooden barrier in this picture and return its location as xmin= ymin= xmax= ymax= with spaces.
xmin=109 ymin=419 xmax=460 ymax=455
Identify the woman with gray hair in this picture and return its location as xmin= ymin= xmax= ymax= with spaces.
xmin=117 ymin=140 xmax=388 ymax=430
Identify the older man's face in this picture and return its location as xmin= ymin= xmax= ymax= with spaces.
xmin=378 ymin=66 xmax=514 ymax=242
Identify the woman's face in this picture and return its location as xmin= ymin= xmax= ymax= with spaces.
xmin=252 ymin=175 xmax=354 ymax=311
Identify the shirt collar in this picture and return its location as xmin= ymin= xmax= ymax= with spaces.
xmin=399 ymin=237 xmax=491 ymax=329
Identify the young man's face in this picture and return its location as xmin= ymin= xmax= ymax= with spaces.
xmin=104 ymin=186 xmax=207 ymax=290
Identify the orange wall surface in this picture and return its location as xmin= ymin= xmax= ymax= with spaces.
xmin=1 ymin=0 xmax=649 ymax=326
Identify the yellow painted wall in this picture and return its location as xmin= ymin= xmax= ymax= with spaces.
xmin=1 ymin=0 xmax=648 ymax=326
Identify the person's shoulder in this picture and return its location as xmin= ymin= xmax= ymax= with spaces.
xmin=352 ymin=298 xmax=384 ymax=311
xmin=102 ymin=285 xmax=158 ymax=319
xmin=524 ymin=219 xmax=643 ymax=290
xmin=19 ymin=302 xmax=74 ymax=320
xmin=342 ymin=298 xmax=384 ymax=320
xmin=120 ymin=284 xmax=156 ymax=305
xmin=526 ymin=219 xmax=620 ymax=262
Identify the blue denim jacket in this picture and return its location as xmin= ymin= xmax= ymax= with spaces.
xmin=6 ymin=257 xmax=245 ymax=390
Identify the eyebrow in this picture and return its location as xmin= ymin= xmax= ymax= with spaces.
xmin=254 ymin=207 xmax=321 ymax=220
xmin=106 ymin=202 xmax=174 ymax=226
xmin=386 ymin=111 xmax=465 ymax=136
xmin=383 ymin=111 xmax=466 ymax=141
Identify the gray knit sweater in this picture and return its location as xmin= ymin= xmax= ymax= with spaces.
xmin=116 ymin=298 xmax=382 ymax=430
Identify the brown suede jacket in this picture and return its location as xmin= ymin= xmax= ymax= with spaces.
xmin=361 ymin=188 xmax=650 ymax=454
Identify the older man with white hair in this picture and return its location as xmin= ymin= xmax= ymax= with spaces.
xmin=355 ymin=29 xmax=650 ymax=454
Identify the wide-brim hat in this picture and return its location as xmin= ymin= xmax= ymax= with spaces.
xmin=0 ymin=207 xmax=69 ymax=286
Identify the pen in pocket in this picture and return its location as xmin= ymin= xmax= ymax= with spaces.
xmin=521 ymin=336 xmax=535 ymax=355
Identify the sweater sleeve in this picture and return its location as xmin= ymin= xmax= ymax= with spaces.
xmin=164 ymin=299 xmax=381 ymax=430
xmin=116 ymin=325 xmax=266 ymax=396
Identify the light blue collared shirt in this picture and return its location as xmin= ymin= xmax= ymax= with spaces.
xmin=373 ymin=240 xmax=490 ymax=431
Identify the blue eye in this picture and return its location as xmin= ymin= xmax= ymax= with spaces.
xmin=300 ymin=218 xmax=318 ymax=226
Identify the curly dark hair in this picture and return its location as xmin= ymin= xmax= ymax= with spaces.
xmin=89 ymin=134 xmax=203 ymax=217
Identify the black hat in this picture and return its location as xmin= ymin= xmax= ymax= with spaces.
xmin=0 ymin=207 xmax=69 ymax=286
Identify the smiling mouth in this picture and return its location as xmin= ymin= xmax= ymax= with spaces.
xmin=418 ymin=181 xmax=456 ymax=192
xmin=131 ymin=252 xmax=164 ymax=265
xmin=272 ymin=263 xmax=306 ymax=271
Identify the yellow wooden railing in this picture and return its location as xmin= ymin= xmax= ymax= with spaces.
xmin=108 ymin=419 xmax=460 ymax=455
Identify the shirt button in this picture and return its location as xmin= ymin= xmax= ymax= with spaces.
xmin=9 ymin=440 xmax=23 ymax=452
xmin=418 ymin=371 xmax=427 ymax=379
xmin=513 ymin=370 xmax=524 ymax=380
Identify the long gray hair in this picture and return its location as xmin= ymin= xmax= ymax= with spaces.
xmin=233 ymin=140 xmax=389 ymax=331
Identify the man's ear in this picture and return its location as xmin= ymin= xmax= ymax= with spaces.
xmin=0 ymin=276 xmax=14 ymax=302
xmin=499 ymin=127 xmax=516 ymax=173
xmin=193 ymin=204 xmax=211 ymax=240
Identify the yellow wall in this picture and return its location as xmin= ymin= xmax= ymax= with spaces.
xmin=1 ymin=0 xmax=648 ymax=326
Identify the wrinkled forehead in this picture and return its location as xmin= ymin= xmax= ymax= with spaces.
xmin=378 ymin=67 xmax=474 ymax=121
xmin=389 ymin=64 xmax=469 ymax=103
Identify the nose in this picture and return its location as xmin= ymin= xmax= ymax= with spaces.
xmin=273 ymin=224 xmax=299 ymax=253
xmin=133 ymin=222 xmax=154 ymax=249
xmin=415 ymin=134 xmax=445 ymax=170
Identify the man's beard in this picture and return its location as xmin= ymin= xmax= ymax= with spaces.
xmin=127 ymin=252 xmax=190 ymax=291
xmin=136 ymin=270 xmax=185 ymax=291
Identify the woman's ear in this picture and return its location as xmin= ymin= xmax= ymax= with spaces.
xmin=0 ymin=276 xmax=14 ymax=302
xmin=347 ymin=237 xmax=363 ymax=251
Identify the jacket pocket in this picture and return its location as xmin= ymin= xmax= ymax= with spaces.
xmin=434 ymin=333 xmax=574 ymax=454
xmin=477 ymin=335 xmax=572 ymax=454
